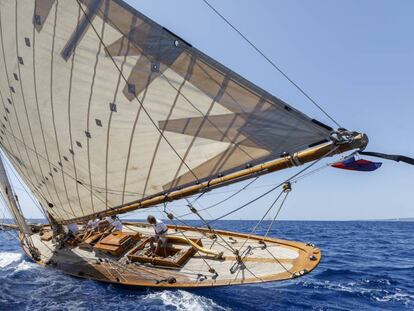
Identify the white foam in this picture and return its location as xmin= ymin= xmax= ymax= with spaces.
xmin=0 ymin=252 xmax=21 ymax=268
xmin=374 ymin=289 xmax=414 ymax=305
xmin=14 ymin=260 xmax=35 ymax=272
xmin=143 ymin=290 xmax=230 ymax=311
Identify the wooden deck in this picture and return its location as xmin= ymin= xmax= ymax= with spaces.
xmin=21 ymin=222 xmax=321 ymax=288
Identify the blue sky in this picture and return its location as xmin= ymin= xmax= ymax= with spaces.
xmin=3 ymin=0 xmax=413 ymax=221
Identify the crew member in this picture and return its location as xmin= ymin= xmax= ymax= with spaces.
xmin=147 ymin=215 xmax=168 ymax=257
xmin=67 ymin=223 xmax=79 ymax=236
xmin=107 ymin=215 xmax=123 ymax=232
xmin=86 ymin=218 xmax=99 ymax=230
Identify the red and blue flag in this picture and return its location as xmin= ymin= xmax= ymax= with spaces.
xmin=331 ymin=156 xmax=382 ymax=172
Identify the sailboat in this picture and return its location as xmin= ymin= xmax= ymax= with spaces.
xmin=0 ymin=0 xmax=398 ymax=288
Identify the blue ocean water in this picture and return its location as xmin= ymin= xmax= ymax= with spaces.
xmin=0 ymin=220 xmax=413 ymax=310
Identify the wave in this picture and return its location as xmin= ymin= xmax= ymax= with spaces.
xmin=143 ymin=290 xmax=231 ymax=311
xmin=0 ymin=252 xmax=22 ymax=269
xmin=373 ymin=289 xmax=414 ymax=305
xmin=1 ymin=221 xmax=413 ymax=310
xmin=299 ymin=278 xmax=413 ymax=306
xmin=0 ymin=252 xmax=38 ymax=278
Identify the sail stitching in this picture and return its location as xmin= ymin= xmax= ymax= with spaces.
xmin=67 ymin=4 xmax=87 ymax=217
xmin=141 ymin=58 xmax=197 ymax=198
xmin=14 ymin=0 xmax=56 ymax=216
xmin=30 ymin=0 xmax=67 ymax=220
xmin=120 ymin=74 xmax=152 ymax=204
xmin=48 ymin=1 xmax=76 ymax=219
xmin=105 ymin=15 xmax=138 ymax=209
xmin=84 ymin=0 xmax=108 ymax=214
xmin=0 ymin=6 xmax=52 ymax=214
xmin=75 ymin=0 xmax=201 ymax=189
xmin=0 ymin=127 xmax=110 ymax=217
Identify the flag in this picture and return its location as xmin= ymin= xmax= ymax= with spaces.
xmin=331 ymin=156 xmax=382 ymax=172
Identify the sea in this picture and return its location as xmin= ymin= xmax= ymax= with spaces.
xmin=0 ymin=220 xmax=413 ymax=311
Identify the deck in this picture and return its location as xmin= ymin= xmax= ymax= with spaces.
xmin=21 ymin=222 xmax=321 ymax=288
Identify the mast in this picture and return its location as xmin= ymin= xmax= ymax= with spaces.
xmin=57 ymin=131 xmax=368 ymax=225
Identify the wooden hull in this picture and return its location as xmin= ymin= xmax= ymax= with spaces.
xmin=20 ymin=222 xmax=321 ymax=288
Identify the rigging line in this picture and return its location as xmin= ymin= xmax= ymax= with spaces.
xmin=290 ymin=162 xmax=331 ymax=183
xmin=1 ymin=152 xmax=48 ymax=219
xmin=91 ymin=5 xmax=257 ymax=164
xmin=237 ymin=189 xmax=284 ymax=252
xmin=0 ymin=188 xmax=25 ymax=232
xmin=158 ymin=71 xmax=255 ymax=162
xmin=264 ymin=247 xmax=294 ymax=275
xmin=0 ymin=203 xmax=20 ymax=241
xmin=120 ymin=74 xmax=153 ymax=205
xmin=141 ymin=58 xmax=196 ymax=198
xmin=75 ymin=0 xmax=200 ymax=186
xmin=162 ymin=202 xmax=237 ymax=254
xmin=1 ymin=166 xmax=37 ymax=249
xmin=1 ymin=146 xmax=82 ymax=220
xmin=164 ymin=76 xmax=232 ymax=193
xmin=177 ymin=176 xmax=259 ymax=218
xmin=0 ymin=129 xmax=111 ymax=211
xmin=207 ymin=183 xmax=280 ymax=224
xmin=264 ymin=191 xmax=290 ymax=238
xmin=118 ymin=226 xmax=206 ymax=277
xmin=185 ymin=198 xmax=238 ymax=253
xmin=161 ymin=208 xmax=216 ymax=274
xmin=207 ymin=145 xmax=339 ymax=224
xmin=201 ymin=0 xmax=342 ymax=129
xmin=1 ymin=146 xmax=66 ymax=221
xmin=226 ymin=191 xmax=293 ymax=277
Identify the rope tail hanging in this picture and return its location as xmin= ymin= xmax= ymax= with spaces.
xmin=359 ymin=151 xmax=414 ymax=166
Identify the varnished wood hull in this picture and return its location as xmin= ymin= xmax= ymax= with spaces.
xmin=20 ymin=222 xmax=321 ymax=288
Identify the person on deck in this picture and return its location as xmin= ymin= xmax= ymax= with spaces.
xmin=147 ymin=215 xmax=168 ymax=257
xmin=105 ymin=215 xmax=123 ymax=232
xmin=99 ymin=215 xmax=122 ymax=231
xmin=67 ymin=223 xmax=79 ymax=236
xmin=64 ymin=223 xmax=79 ymax=245
xmin=86 ymin=218 xmax=99 ymax=231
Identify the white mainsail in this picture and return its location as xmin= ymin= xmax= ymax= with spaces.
xmin=0 ymin=0 xmax=332 ymax=222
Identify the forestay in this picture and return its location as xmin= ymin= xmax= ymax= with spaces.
xmin=0 ymin=0 xmax=331 ymax=222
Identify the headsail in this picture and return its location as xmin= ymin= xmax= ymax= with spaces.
xmin=0 ymin=0 xmax=334 ymax=222
xmin=0 ymin=153 xmax=31 ymax=235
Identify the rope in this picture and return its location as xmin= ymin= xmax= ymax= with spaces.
xmin=184 ymin=199 xmax=238 ymax=253
xmin=1 ymin=155 xmax=48 ymax=219
xmin=0 ymin=203 xmax=20 ymax=241
xmin=264 ymin=191 xmax=290 ymax=238
xmin=161 ymin=210 xmax=217 ymax=276
xmin=201 ymin=0 xmax=342 ymax=129
xmin=75 ymin=0 xmax=200 ymax=186
xmin=162 ymin=203 xmax=236 ymax=254
xmin=228 ymin=188 xmax=294 ymax=277
xmin=237 ymin=189 xmax=285 ymax=251
xmin=207 ymin=146 xmax=339 ymax=224
xmin=177 ymin=177 xmax=259 ymax=218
